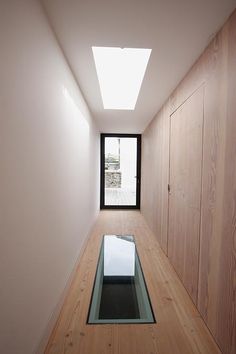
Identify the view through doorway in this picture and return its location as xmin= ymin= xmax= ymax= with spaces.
xmin=100 ymin=134 xmax=141 ymax=209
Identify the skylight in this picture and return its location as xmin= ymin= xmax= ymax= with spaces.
xmin=92 ymin=47 xmax=152 ymax=110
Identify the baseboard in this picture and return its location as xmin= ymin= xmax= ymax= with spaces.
xmin=35 ymin=212 xmax=98 ymax=354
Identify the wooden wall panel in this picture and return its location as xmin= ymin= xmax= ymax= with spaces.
xmin=198 ymin=14 xmax=236 ymax=354
xmin=221 ymin=15 xmax=236 ymax=352
xmin=197 ymin=27 xmax=228 ymax=337
xmin=168 ymin=87 xmax=204 ymax=305
xmin=141 ymin=9 xmax=236 ymax=354
xmin=141 ymin=105 xmax=169 ymax=254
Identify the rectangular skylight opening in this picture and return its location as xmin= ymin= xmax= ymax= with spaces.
xmin=92 ymin=47 xmax=152 ymax=110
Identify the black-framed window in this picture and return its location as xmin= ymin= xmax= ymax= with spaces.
xmin=100 ymin=134 xmax=141 ymax=209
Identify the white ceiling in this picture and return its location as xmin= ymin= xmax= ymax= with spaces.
xmin=42 ymin=0 xmax=236 ymax=133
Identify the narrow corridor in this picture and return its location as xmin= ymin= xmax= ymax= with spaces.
xmin=46 ymin=211 xmax=220 ymax=354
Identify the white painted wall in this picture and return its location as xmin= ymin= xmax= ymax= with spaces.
xmin=0 ymin=1 xmax=99 ymax=353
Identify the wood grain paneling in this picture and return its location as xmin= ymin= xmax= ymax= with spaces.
xmin=141 ymin=105 xmax=170 ymax=254
xmin=142 ymin=9 xmax=236 ymax=354
xmin=168 ymin=87 xmax=204 ymax=305
xmin=197 ymin=27 xmax=228 ymax=339
xmin=45 ymin=211 xmax=220 ymax=354
xmin=221 ymin=14 xmax=236 ymax=352
xmin=198 ymin=13 xmax=236 ymax=354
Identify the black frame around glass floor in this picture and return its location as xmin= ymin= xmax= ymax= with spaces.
xmin=100 ymin=133 xmax=141 ymax=209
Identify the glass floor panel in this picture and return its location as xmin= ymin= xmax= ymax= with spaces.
xmin=87 ymin=235 xmax=155 ymax=324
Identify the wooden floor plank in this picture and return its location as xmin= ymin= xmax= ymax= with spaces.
xmin=45 ymin=211 xmax=221 ymax=354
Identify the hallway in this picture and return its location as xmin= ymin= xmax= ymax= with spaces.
xmin=46 ymin=211 xmax=220 ymax=354
xmin=1 ymin=1 xmax=236 ymax=354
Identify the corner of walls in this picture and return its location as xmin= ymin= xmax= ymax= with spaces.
xmin=35 ymin=218 xmax=96 ymax=354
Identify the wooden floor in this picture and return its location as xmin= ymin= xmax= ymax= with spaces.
xmin=45 ymin=211 xmax=221 ymax=354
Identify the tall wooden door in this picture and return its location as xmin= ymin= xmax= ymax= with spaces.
xmin=168 ymin=87 xmax=204 ymax=304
